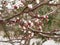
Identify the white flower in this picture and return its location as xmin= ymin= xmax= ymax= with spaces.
xmin=28 ymin=31 xmax=31 ymax=33
xmin=23 ymin=19 xmax=27 ymax=24
xmin=0 ymin=4 xmax=2 ymax=7
xmin=15 ymin=0 xmax=24 ymax=7
xmin=0 ymin=8 xmax=3 ymax=10
xmin=0 ymin=5 xmax=3 ymax=10
xmin=43 ymin=15 xmax=46 ymax=18
xmin=49 ymin=0 xmax=54 ymax=4
xmin=39 ymin=26 xmax=42 ymax=29
xmin=10 ymin=0 xmax=14 ymax=2
xmin=35 ymin=18 xmax=39 ymax=22
xmin=16 ymin=17 xmax=19 ymax=19
xmin=28 ymin=4 xmax=33 ymax=9
xmin=31 ymin=32 xmax=34 ymax=37
xmin=21 ymin=40 xmax=25 ymax=44
xmin=37 ymin=14 xmax=40 ymax=17
xmin=36 ymin=0 xmax=40 ymax=4
xmin=31 ymin=22 xmax=34 ymax=27
xmin=28 ymin=20 xmax=31 ymax=23
xmin=24 ymin=30 xmax=26 ymax=33
xmin=6 ymin=3 xmax=13 ymax=9
xmin=49 ymin=0 xmax=59 ymax=4
xmin=23 ymin=26 xmax=26 ymax=30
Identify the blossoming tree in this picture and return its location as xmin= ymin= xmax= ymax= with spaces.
xmin=0 ymin=0 xmax=60 ymax=45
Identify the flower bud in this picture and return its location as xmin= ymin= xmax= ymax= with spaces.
xmin=28 ymin=4 xmax=33 ymax=9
